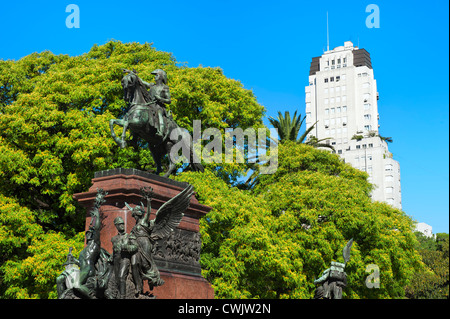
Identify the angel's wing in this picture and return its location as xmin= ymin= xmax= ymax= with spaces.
xmin=151 ymin=185 xmax=194 ymax=240
xmin=343 ymin=238 xmax=354 ymax=264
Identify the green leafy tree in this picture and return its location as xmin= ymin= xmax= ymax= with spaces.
xmin=0 ymin=40 xmax=264 ymax=298
xmin=176 ymin=142 xmax=424 ymax=298
xmin=405 ymin=232 xmax=449 ymax=299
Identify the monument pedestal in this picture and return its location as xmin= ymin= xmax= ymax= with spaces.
xmin=73 ymin=168 xmax=214 ymax=299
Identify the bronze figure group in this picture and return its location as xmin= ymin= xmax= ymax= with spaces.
xmin=57 ymin=185 xmax=193 ymax=299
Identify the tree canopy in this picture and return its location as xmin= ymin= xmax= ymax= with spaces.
xmin=0 ymin=41 xmax=432 ymax=299
xmin=0 ymin=41 xmax=264 ymax=298
xmin=176 ymin=142 xmax=424 ymax=299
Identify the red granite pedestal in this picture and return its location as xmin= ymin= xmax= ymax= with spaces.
xmin=73 ymin=168 xmax=214 ymax=299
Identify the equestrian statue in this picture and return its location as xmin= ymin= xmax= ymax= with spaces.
xmin=109 ymin=69 xmax=204 ymax=177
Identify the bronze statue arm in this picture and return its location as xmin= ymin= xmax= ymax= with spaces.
xmin=158 ymin=86 xmax=171 ymax=104
xmin=140 ymin=187 xmax=154 ymax=224
xmin=91 ymin=188 xmax=107 ymax=231
xmin=141 ymin=80 xmax=154 ymax=89
xmin=153 ymin=86 xmax=171 ymax=105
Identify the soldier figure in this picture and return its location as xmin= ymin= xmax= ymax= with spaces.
xmin=111 ymin=216 xmax=137 ymax=298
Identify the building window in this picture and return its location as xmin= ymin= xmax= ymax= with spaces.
xmin=342 ymin=85 xmax=346 ymax=91
xmin=306 ymin=102 xmax=311 ymax=109
xmin=338 ymin=150 xmax=342 ymax=154
xmin=364 ymin=114 xmax=371 ymax=120
xmin=324 ymin=78 xmax=328 ymax=83
xmin=330 ymin=108 xmax=335 ymax=114
xmin=324 ymin=98 xmax=329 ymax=104
xmin=364 ymin=125 xmax=372 ymax=131
xmin=369 ymin=143 xmax=373 ymax=147
xmin=337 ymin=107 xmax=341 ymax=113
xmin=332 ymin=59 xmax=335 ymax=65
xmin=325 ymin=108 xmax=329 ymax=115
xmin=324 ymin=88 xmax=328 ymax=94
xmin=356 ymin=145 xmax=361 ymax=149
xmin=336 ymin=76 xmax=340 ymax=81
xmin=342 ymin=106 xmax=347 ymax=112
xmin=364 ymin=103 xmax=371 ymax=110
xmin=385 ymin=187 xmax=394 ymax=194
xmin=386 ymin=175 xmax=394 ymax=182
xmin=342 ymin=95 xmax=347 ymax=102
xmin=385 ymin=164 xmax=393 ymax=171
xmin=330 ymin=77 xmax=334 ymax=82
xmin=362 ymin=82 xmax=370 ymax=88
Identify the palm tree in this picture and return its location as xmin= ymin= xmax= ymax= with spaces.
xmin=242 ymin=111 xmax=335 ymax=189
xmin=379 ymin=135 xmax=393 ymax=143
xmin=268 ymin=110 xmax=305 ymax=142
xmin=268 ymin=110 xmax=334 ymax=150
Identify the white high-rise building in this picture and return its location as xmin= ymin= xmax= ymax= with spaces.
xmin=305 ymin=41 xmax=401 ymax=209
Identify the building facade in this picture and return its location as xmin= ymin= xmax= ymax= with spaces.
xmin=415 ymin=222 xmax=434 ymax=238
xmin=305 ymin=41 xmax=401 ymax=209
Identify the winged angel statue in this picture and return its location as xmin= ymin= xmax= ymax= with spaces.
xmin=314 ymin=238 xmax=354 ymax=299
xmin=124 ymin=185 xmax=194 ymax=296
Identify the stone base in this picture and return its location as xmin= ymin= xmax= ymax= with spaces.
xmin=154 ymin=271 xmax=214 ymax=299
xmin=73 ymin=168 xmax=214 ymax=299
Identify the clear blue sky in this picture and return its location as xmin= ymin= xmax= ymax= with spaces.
xmin=1 ymin=1 xmax=448 ymax=233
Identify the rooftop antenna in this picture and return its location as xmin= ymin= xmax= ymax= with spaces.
xmin=327 ymin=11 xmax=330 ymax=51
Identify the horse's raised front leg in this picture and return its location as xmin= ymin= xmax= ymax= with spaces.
xmin=109 ymin=118 xmax=128 ymax=149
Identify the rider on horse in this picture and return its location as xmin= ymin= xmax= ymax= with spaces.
xmin=142 ymin=69 xmax=171 ymax=138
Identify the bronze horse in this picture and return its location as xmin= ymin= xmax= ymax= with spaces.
xmin=109 ymin=69 xmax=203 ymax=177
